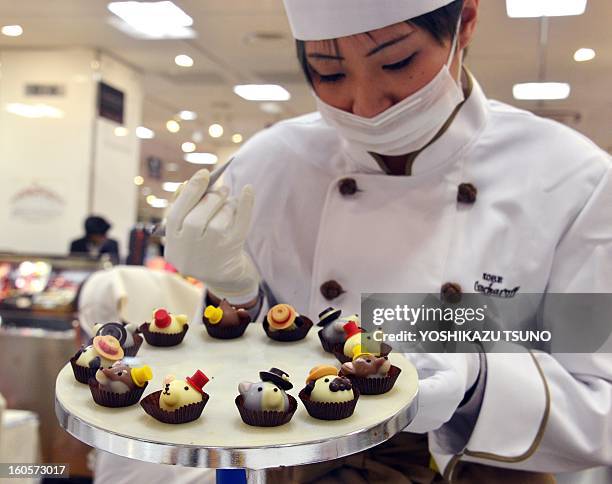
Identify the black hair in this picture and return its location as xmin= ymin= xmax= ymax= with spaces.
xmin=296 ymin=0 xmax=464 ymax=86
xmin=85 ymin=215 xmax=111 ymax=236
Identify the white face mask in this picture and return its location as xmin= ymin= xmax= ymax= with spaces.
xmin=315 ymin=18 xmax=464 ymax=157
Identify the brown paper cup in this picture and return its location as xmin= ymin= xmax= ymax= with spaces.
xmin=202 ymin=318 xmax=249 ymax=339
xmin=332 ymin=348 xmax=352 ymax=364
xmin=123 ymin=333 xmax=143 ymax=357
xmin=140 ymin=390 xmax=209 ymax=424
xmin=139 ymin=323 xmax=189 ymax=347
xmin=263 ymin=317 xmax=313 ymax=342
xmin=340 ymin=365 xmax=402 ymax=395
xmin=317 ymin=330 xmax=344 ymax=353
xmin=70 ymin=357 xmax=97 ymax=384
xmin=298 ymin=388 xmax=359 ymax=420
xmin=235 ymin=394 xmax=297 ymax=427
xmin=89 ymin=379 xmax=148 ymax=407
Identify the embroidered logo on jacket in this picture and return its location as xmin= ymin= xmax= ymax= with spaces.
xmin=474 ymin=273 xmax=520 ymax=298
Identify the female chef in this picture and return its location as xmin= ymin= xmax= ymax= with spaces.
xmin=96 ymin=0 xmax=612 ymax=482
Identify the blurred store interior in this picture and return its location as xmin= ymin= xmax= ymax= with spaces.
xmin=0 ymin=1 xmax=610 ymax=482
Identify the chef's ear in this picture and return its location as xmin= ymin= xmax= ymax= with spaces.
xmin=459 ymin=0 xmax=479 ymax=51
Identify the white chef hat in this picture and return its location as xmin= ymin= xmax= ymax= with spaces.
xmin=283 ymin=0 xmax=456 ymax=41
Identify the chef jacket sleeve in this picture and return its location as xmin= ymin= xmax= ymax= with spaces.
xmin=431 ymin=160 xmax=612 ymax=477
xmin=221 ymin=155 xmax=271 ymax=325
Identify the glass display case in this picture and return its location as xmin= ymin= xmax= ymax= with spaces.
xmin=0 ymin=252 xmax=108 ymax=476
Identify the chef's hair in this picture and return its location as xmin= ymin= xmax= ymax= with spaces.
xmin=295 ymin=0 xmax=464 ymax=87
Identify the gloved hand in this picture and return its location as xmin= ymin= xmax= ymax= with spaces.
xmin=165 ymin=168 xmax=260 ymax=304
xmin=403 ymin=352 xmax=480 ymax=433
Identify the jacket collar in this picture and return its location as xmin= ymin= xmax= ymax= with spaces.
xmin=342 ymin=70 xmax=489 ymax=176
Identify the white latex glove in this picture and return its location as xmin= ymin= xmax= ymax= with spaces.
xmin=165 ymin=169 xmax=260 ymax=304
xmin=404 ymin=352 xmax=480 ymax=433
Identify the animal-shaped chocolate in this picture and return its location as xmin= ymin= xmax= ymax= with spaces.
xmin=159 ymin=370 xmax=208 ymax=411
xmin=341 ymin=347 xmax=391 ymax=378
xmin=148 ymin=308 xmax=188 ymax=334
xmin=204 ymin=299 xmax=251 ymax=327
xmin=266 ymin=304 xmax=306 ymax=332
xmin=239 ymin=368 xmax=293 ymax=412
xmin=320 ymin=310 xmax=360 ymax=346
xmin=304 ymin=365 xmax=354 ymax=403
xmin=95 ymin=362 xmax=153 ymax=394
xmin=94 ymin=321 xmax=139 ymax=349
xmin=74 ymin=335 xmax=124 ymax=370
xmin=342 ymin=320 xmax=382 ymax=358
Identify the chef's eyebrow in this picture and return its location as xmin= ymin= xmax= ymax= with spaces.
xmin=366 ymin=33 xmax=413 ymax=57
xmin=307 ymin=52 xmax=344 ymax=61
xmin=307 ymin=32 xmax=414 ymax=61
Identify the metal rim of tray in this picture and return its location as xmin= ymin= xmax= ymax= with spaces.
xmin=55 ymin=391 xmax=418 ymax=470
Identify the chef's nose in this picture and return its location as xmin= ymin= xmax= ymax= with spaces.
xmin=351 ymin=86 xmax=393 ymax=118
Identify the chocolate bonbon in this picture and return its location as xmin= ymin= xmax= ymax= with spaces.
xmin=235 ymin=367 xmax=297 ymax=427
xmin=140 ymin=308 xmax=189 ymax=346
xmin=203 ymin=299 xmax=251 ymax=339
xmin=141 ymin=370 xmax=210 ymax=424
xmin=299 ymin=365 xmax=359 ymax=420
xmin=263 ymin=304 xmax=313 ymax=342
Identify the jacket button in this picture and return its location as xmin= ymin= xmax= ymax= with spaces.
xmin=338 ymin=178 xmax=358 ymax=196
xmin=441 ymin=282 xmax=462 ymax=304
xmin=320 ymin=280 xmax=345 ymax=300
xmin=457 ymin=183 xmax=477 ymax=204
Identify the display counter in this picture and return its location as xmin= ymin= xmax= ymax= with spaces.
xmin=0 ymin=253 xmax=106 ymax=476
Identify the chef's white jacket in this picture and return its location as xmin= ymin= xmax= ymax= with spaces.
xmin=95 ymin=73 xmax=611 ymax=483
xmin=222 ymin=73 xmax=612 ymax=478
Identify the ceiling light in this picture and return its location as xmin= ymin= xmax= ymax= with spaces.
xmin=506 ymin=0 xmax=587 ymax=18
xmin=184 ymin=152 xmax=218 ymax=165
xmin=181 ymin=141 xmax=196 ymax=153
xmin=136 ymin=126 xmax=155 ymax=139
xmin=6 ymin=103 xmax=64 ymax=119
xmin=232 ymin=134 xmax=243 ymax=144
xmin=1 ymin=25 xmax=23 ymax=37
xmin=134 ymin=176 xmax=144 ymax=186
xmin=175 ymin=54 xmax=194 ymax=67
xmin=163 ymin=182 xmax=182 ymax=192
xmin=233 ymin=84 xmax=291 ymax=102
xmin=208 ymin=124 xmax=224 ymax=138
xmin=107 ymin=1 xmax=195 ymax=39
xmin=146 ymin=195 xmax=157 ymax=204
xmin=513 ymin=82 xmax=571 ymax=100
xmin=574 ymin=48 xmax=595 ymax=62
xmin=178 ymin=110 xmax=197 ymax=121
xmin=114 ymin=126 xmax=128 ymax=137
xmin=166 ymin=120 xmax=181 ymax=133
xmin=150 ymin=198 xmax=169 ymax=208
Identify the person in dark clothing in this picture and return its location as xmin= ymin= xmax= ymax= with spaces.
xmin=70 ymin=216 xmax=120 ymax=264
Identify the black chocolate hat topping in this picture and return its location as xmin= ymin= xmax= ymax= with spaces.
xmin=259 ymin=367 xmax=293 ymax=390
xmin=96 ymin=322 xmax=127 ymax=346
xmin=317 ymin=307 xmax=342 ymax=327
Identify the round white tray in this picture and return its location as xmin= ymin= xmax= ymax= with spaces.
xmin=55 ymin=321 xmax=418 ymax=470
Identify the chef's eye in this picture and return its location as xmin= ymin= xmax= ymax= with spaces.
xmin=324 ymin=378 xmax=330 ymax=382
xmin=366 ymin=359 xmax=371 ymax=363
xmin=309 ymin=64 xmax=345 ymax=84
xmin=258 ymin=387 xmax=262 ymax=391
xmin=383 ymin=54 xmax=416 ymax=71
xmin=273 ymin=388 xmax=278 ymax=392
xmin=184 ymin=386 xmax=189 ymax=391
xmin=117 ymin=371 xmax=123 ymax=376
xmin=318 ymin=73 xmax=346 ymax=84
